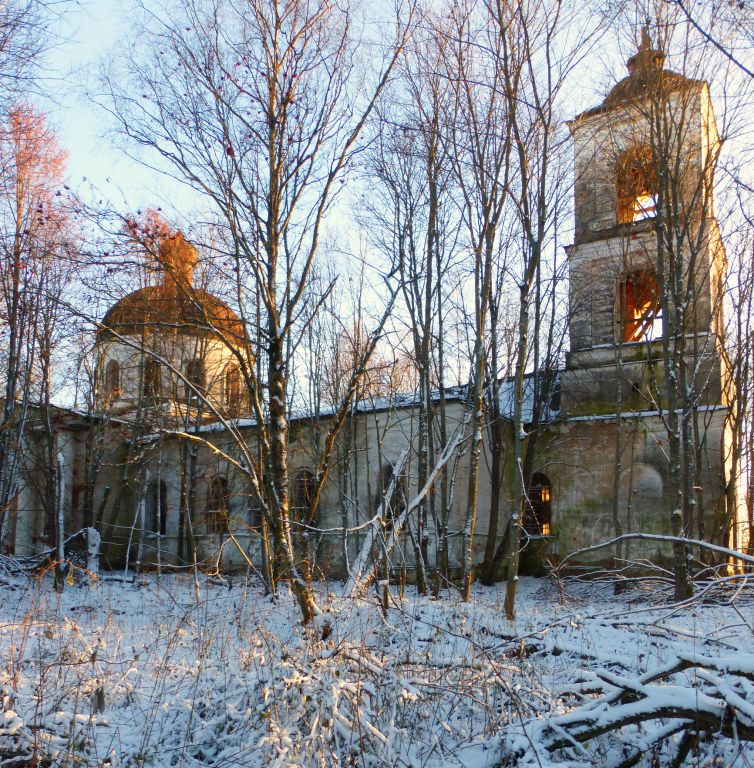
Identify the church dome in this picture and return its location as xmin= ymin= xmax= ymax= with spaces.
xmin=98 ymin=231 xmax=244 ymax=342
xmin=99 ymin=284 xmax=244 ymax=341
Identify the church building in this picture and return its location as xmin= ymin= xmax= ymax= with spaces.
xmin=4 ymin=34 xmax=745 ymax=579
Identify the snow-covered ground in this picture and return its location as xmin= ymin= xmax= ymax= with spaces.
xmin=0 ymin=573 xmax=752 ymax=766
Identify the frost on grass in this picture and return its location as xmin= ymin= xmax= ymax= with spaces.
xmin=0 ymin=575 xmax=752 ymax=767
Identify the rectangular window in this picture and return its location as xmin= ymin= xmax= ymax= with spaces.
xmin=224 ymin=364 xmax=241 ymax=413
xmin=618 ymin=270 xmax=662 ymax=343
xmin=142 ymin=358 xmax=161 ymax=398
xmin=105 ymin=360 xmax=120 ymax=401
xmin=206 ymin=477 xmax=229 ymax=535
xmin=185 ymin=358 xmax=206 ymax=400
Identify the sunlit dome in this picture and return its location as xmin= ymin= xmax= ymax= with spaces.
xmin=98 ymin=232 xmax=244 ymax=342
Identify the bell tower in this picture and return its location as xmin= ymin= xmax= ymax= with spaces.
xmin=562 ymin=30 xmax=726 ymax=414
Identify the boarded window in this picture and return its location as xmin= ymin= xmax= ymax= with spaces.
xmin=142 ymin=358 xmax=161 ymax=398
xmin=146 ymin=479 xmax=167 ymax=536
xmin=616 ymin=146 xmax=658 ymax=224
xmin=224 ymin=363 xmax=241 ymax=412
xmin=105 ymin=359 xmax=120 ymax=401
xmin=524 ymin=472 xmax=552 ymax=536
xmin=206 ymin=476 xmax=229 ymax=534
xmin=619 ymin=270 xmax=662 ymax=342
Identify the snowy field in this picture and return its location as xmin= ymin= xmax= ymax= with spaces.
xmin=1 ymin=573 xmax=753 ymax=767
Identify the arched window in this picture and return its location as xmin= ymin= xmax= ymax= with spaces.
xmin=206 ymin=476 xmax=229 ymax=535
xmin=185 ymin=358 xmax=205 ymax=398
xmin=290 ymin=469 xmax=315 ymax=525
xmin=524 ymin=472 xmax=552 ymax=536
xmin=142 ymin=358 xmax=161 ymax=399
xmin=616 ymin=145 xmax=658 ymax=224
xmin=105 ymin=359 xmax=120 ymax=401
xmin=618 ymin=270 xmax=662 ymax=342
xmin=224 ymin=363 xmax=241 ymax=413
xmin=146 ymin=479 xmax=167 ymax=536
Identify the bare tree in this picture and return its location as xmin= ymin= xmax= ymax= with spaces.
xmin=363 ymin=13 xmax=463 ymax=593
xmin=0 ymin=0 xmax=50 ymax=107
xmin=31 ymin=208 xmax=78 ymax=589
xmin=0 ymin=105 xmax=69 ymax=553
xmin=471 ymin=0 xmax=596 ymax=616
xmin=719 ymin=203 xmax=754 ymax=555
xmin=615 ymin=18 xmax=735 ymax=599
xmin=443 ymin=0 xmax=512 ymax=601
xmin=671 ymin=0 xmax=754 ymax=80
xmin=98 ymin=0 xmax=414 ymax=622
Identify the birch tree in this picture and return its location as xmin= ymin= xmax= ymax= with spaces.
xmin=99 ymin=0 xmax=414 ymax=622
xmin=444 ymin=0 xmax=512 ymax=600
xmin=0 ymin=105 xmax=69 ymax=553
xmin=364 ymin=14 xmax=462 ymax=593
xmin=485 ymin=0 xmax=600 ymax=619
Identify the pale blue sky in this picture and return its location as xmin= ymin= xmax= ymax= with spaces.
xmin=42 ymin=0 xmax=196 ymax=218
xmin=39 ymin=2 xmax=619 ymax=223
xmin=40 ymin=1 xmax=608 ymax=221
xmin=38 ymin=4 xmax=752 ymax=229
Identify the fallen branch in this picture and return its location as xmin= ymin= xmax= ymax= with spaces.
xmin=0 ymin=527 xmax=100 ymax=581
xmin=343 ymin=447 xmax=410 ymax=597
xmin=556 ymin=532 xmax=754 ymax=571
xmin=344 ymin=427 xmax=466 ymax=598
xmin=505 ymin=652 xmax=754 ymax=764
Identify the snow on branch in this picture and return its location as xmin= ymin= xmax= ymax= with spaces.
xmin=504 ymin=651 xmax=754 ymax=765
xmin=556 ymin=532 xmax=754 ymax=571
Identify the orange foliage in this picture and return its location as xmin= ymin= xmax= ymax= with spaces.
xmin=1 ymin=104 xmax=68 ymax=244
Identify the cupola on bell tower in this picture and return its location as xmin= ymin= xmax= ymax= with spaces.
xmin=562 ymin=28 xmax=726 ymax=414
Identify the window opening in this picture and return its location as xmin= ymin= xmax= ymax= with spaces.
xmin=291 ymin=469 xmax=315 ymax=526
xmin=185 ymin=358 xmax=205 ymax=397
xmin=630 ymin=193 xmax=657 ymax=221
xmin=142 ymin=358 xmax=161 ymax=399
xmin=616 ymin=146 xmax=658 ymax=224
xmin=619 ymin=270 xmax=662 ymax=343
xmin=548 ymin=378 xmax=561 ymax=414
xmin=206 ymin=476 xmax=229 ymax=535
xmin=146 ymin=479 xmax=167 ymax=536
xmin=378 ymin=463 xmax=406 ymax=527
xmin=248 ymin=495 xmax=263 ymax=530
xmin=105 ymin=359 xmax=120 ymax=401
xmin=224 ymin=363 xmax=241 ymax=412
xmin=524 ymin=472 xmax=552 ymax=536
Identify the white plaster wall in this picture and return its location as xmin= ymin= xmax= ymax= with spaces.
xmin=13 ymin=427 xmax=82 ymax=556
xmin=97 ymin=334 xmax=240 ymax=414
